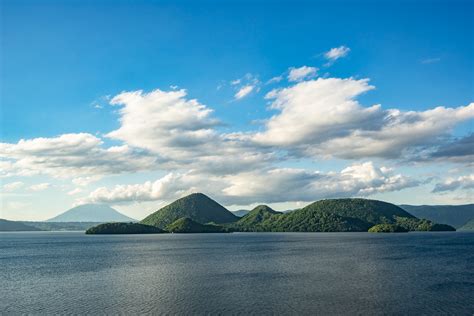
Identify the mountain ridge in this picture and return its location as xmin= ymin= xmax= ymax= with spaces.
xmin=400 ymin=204 xmax=474 ymax=228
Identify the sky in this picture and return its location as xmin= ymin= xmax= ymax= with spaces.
xmin=1 ymin=0 xmax=473 ymax=220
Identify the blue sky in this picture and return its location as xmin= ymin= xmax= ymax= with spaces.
xmin=1 ymin=0 xmax=473 ymax=220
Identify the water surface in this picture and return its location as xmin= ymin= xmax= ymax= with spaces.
xmin=1 ymin=232 xmax=473 ymax=315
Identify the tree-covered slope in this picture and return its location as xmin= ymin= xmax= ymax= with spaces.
xmin=368 ymin=224 xmax=408 ymax=233
xmin=48 ymin=204 xmax=136 ymax=222
xmin=233 ymin=205 xmax=282 ymax=231
xmin=228 ymin=198 xmax=455 ymax=232
xmin=85 ymin=222 xmax=165 ymax=234
xmin=166 ymin=217 xmax=228 ymax=233
xmin=0 ymin=219 xmax=43 ymax=231
xmin=399 ymin=204 xmax=474 ymax=228
xmin=141 ymin=193 xmax=238 ymax=228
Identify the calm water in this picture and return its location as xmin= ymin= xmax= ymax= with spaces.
xmin=1 ymin=232 xmax=473 ymax=315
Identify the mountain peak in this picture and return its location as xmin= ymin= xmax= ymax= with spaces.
xmin=140 ymin=193 xmax=238 ymax=228
xmin=250 ymin=205 xmax=278 ymax=214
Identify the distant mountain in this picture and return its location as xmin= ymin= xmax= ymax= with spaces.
xmin=166 ymin=217 xmax=228 ymax=233
xmin=86 ymin=222 xmax=164 ymax=234
xmin=47 ymin=204 xmax=136 ymax=222
xmin=0 ymin=219 xmax=42 ymax=231
xmin=458 ymin=219 xmax=474 ymax=231
xmin=141 ymin=193 xmax=238 ymax=229
xmin=230 ymin=199 xmax=455 ymax=232
xmin=232 ymin=210 xmax=250 ymax=217
xmin=400 ymin=204 xmax=474 ymax=228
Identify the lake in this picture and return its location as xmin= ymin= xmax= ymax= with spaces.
xmin=1 ymin=232 xmax=473 ymax=315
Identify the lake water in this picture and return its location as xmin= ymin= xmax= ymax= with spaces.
xmin=1 ymin=232 xmax=473 ymax=315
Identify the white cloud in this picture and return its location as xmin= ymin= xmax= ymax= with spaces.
xmin=82 ymin=162 xmax=417 ymax=206
xmin=324 ymin=46 xmax=350 ymax=61
xmin=3 ymin=181 xmax=24 ymax=192
xmin=267 ymin=76 xmax=283 ymax=84
xmin=67 ymin=188 xmax=83 ymax=195
xmin=105 ymin=88 xmax=273 ymax=175
xmin=234 ymin=85 xmax=255 ymax=99
xmin=255 ymin=77 xmax=380 ymax=146
xmin=421 ymin=57 xmax=441 ymax=64
xmin=0 ymin=133 xmax=157 ymax=179
xmin=433 ymin=174 xmax=474 ymax=192
xmin=30 ymin=183 xmax=50 ymax=191
xmin=107 ymin=89 xmax=220 ymax=156
xmin=230 ymin=79 xmax=241 ymax=85
xmin=287 ymin=66 xmax=318 ymax=82
xmin=254 ymin=77 xmax=474 ymax=159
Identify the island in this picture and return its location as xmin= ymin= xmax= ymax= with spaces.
xmin=85 ymin=193 xmax=457 ymax=234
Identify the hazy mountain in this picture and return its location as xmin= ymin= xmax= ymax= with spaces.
xmin=0 ymin=219 xmax=42 ymax=231
xmin=47 ymin=204 xmax=136 ymax=222
xmin=399 ymin=204 xmax=474 ymax=228
xmin=232 ymin=210 xmax=250 ymax=217
xmin=458 ymin=218 xmax=474 ymax=231
xmin=141 ymin=193 xmax=238 ymax=229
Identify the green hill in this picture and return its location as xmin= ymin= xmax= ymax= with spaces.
xmin=85 ymin=222 xmax=165 ymax=234
xmin=458 ymin=219 xmax=474 ymax=231
xmin=234 ymin=205 xmax=281 ymax=231
xmin=399 ymin=204 xmax=474 ymax=228
xmin=166 ymin=217 xmax=228 ymax=233
xmin=0 ymin=219 xmax=43 ymax=231
xmin=228 ymin=199 xmax=455 ymax=232
xmin=141 ymin=193 xmax=238 ymax=229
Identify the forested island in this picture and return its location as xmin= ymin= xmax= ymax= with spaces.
xmin=85 ymin=193 xmax=456 ymax=234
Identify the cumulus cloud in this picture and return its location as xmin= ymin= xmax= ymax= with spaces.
xmin=30 ymin=183 xmax=50 ymax=191
xmin=0 ymin=133 xmax=157 ymax=179
xmin=107 ymin=89 xmax=220 ymax=156
xmin=254 ymin=77 xmax=474 ymax=159
xmin=324 ymin=46 xmax=350 ymax=61
xmin=433 ymin=174 xmax=474 ymax=192
xmin=82 ymin=162 xmax=417 ymax=205
xmin=105 ymin=87 xmax=274 ymax=174
xmin=288 ymin=66 xmax=318 ymax=82
xmin=234 ymin=85 xmax=255 ymax=99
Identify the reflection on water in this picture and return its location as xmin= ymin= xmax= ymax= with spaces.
xmin=1 ymin=232 xmax=473 ymax=315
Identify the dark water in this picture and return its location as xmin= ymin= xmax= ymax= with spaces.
xmin=1 ymin=232 xmax=473 ymax=315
